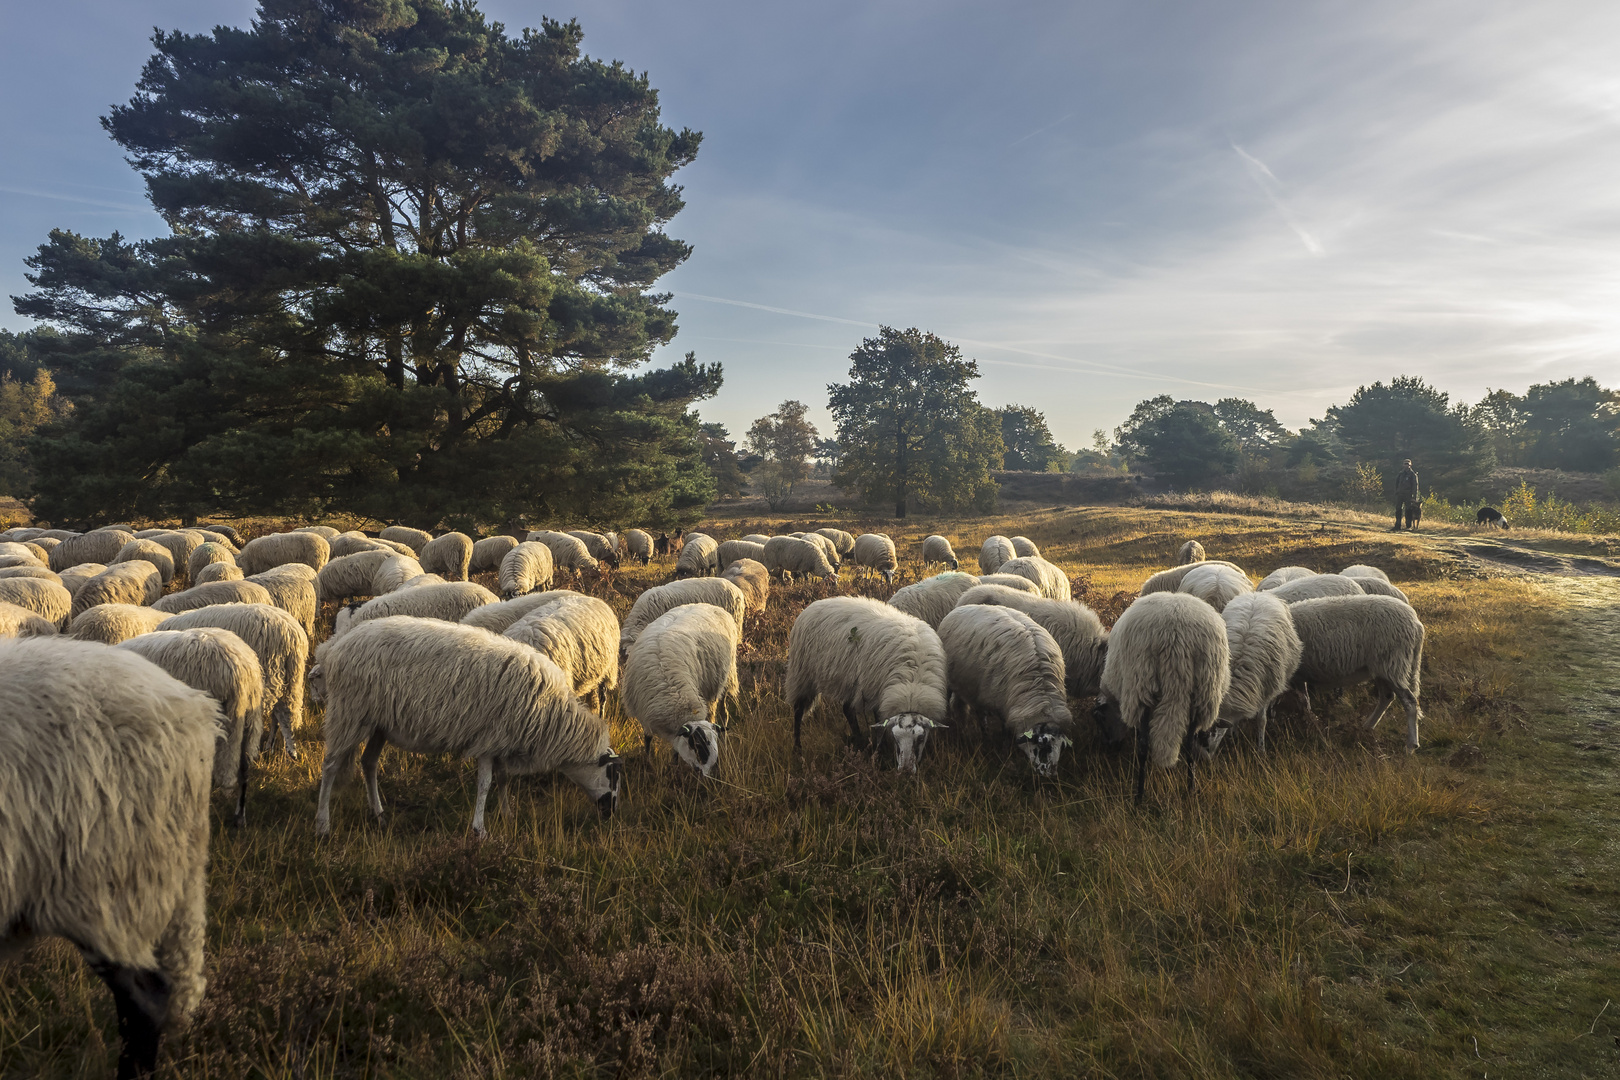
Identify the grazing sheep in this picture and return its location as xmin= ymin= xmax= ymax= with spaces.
xmin=317 ymin=549 xmax=395 ymax=602
xmin=800 ymin=531 xmax=842 ymax=569
xmin=1257 ymin=567 xmax=1315 ymax=591
xmin=499 ymin=541 xmax=556 ymax=599
xmin=1350 ymin=576 xmax=1409 ymax=603
xmin=674 ymin=532 xmax=720 ymax=578
xmin=152 ymin=580 xmax=274 ymax=616
xmin=719 ymin=558 xmax=771 ymax=615
xmin=469 ymin=534 xmax=519 ymax=574
xmin=527 ymin=530 xmax=602 ymax=579
xmin=995 ymin=555 xmax=1071 ymax=601
xmin=379 ymin=525 xmax=433 ymax=553
xmin=58 ymin=563 xmax=108 ymax=597
xmin=1095 ymin=592 xmax=1230 ymax=802
xmin=461 ymin=590 xmax=583 ymax=635
xmin=978 ymin=535 xmax=1015 ymax=575
xmin=814 ymin=528 xmax=856 ymax=556
xmin=293 ymin=525 xmax=341 ymax=540
xmin=1178 ymin=540 xmax=1207 ymax=564
xmin=0 ymin=638 xmax=216 ymax=1079
xmin=1339 ymin=564 xmax=1390 ymax=583
xmin=938 ymin=604 xmax=1073 ymax=777
xmin=329 ymin=532 xmax=383 ymax=558
xmin=399 ymin=573 xmax=447 ymax=589
xmin=312 ymin=617 xmax=621 ymax=836
xmin=1010 ymin=536 xmax=1041 ymax=558
xmin=138 ymin=531 xmax=206 ymax=582
xmin=887 ymin=571 xmax=980 ymax=628
xmin=420 ymin=531 xmax=473 ymax=581
xmin=237 ymin=530 xmax=331 ymax=576
xmin=70 ymin=604 xmax=172 ymax=645
xmin=1269 ymin=574 xmax=1365 ymax=603
xmin=116 ymin=628 xmax=265 ymax=826
xmin=370 ymin=552 xmax=426 ymax=594
xmin=786 ymin=596 xmax=949 ymax=773
xmin=921 ymin=535 xmax=959 ymax=570
xmin=1217 ymin=592 xmax=1302 ymax=754
xmin=621 ymin=603 xmax=740 ymax=777
xmin=194 ymin=561 xmax=244 ymax=584
xmin=762 ymin=535 xmax=838 ymax=582
xmin=619 ymin=578 xmax=747 ymax=662
xmin=187 ymin=542 xmax=236 ymax=582
xmin=503 ymin=594 xmax=620 ymax=709
xmin=1177 ymin=562 xmax=1252 ymax=612
xmin=0 ymin=565 xmax=60 ymax=584
xmin=976 ymin=573 xmax=1041 ymax=594
xmin=0 ymin=600 xmax=57 ymax=638
xmin=1 ymin=577 xmax=74 ymax=629
xmin=740 ymin=533 xmax=771 ymax=545
xmin=567 ymin=530 xmax=622 ymax=568
xmin=333 ymin=581 xmax=498 ymax=639
xmin=954 ymin=584 xmax=1108 ymax=697
xmin=160 ymin=603 xmax=309 ymax=760
xmin=853 ymin=533 xmax=899 ymax=584
xmin=1288 ymin=595 xmax=1425 ymax=750
xmin=49 ymin=528 xmax=135 ymax=571
xmin=717 ymin=539 xmax=767 ymax=572
xmin=71 ymin=561 xmax=164 ymax=621
xmin=199 ymin=523 xmax=243 ymax=545
xmin=246 ymin=564 xmax=319 ymax=636
xmin=1138 ymin=561 xmax=1246 ymax=596
xmin=624 ymin=529 xmax=654 ymax=565
xmin=0 ymin=541 xmax=43 ymax=565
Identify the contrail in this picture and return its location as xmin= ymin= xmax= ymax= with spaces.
xmin=1008 ymin=112 xmax=1075 ymax=148
xmin=0 ymin=185 xmax=148 ymax=212
xmin=1231 ymin=143 xmax=1324 ymax=256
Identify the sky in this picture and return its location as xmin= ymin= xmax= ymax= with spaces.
xmin=4 ymin=0 xmax=1620 ymax=448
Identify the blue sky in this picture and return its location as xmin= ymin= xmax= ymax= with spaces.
xmin=4 ymin=1 xmax=1619 ymax=448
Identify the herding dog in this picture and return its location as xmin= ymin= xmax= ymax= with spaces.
xmin=1476 ymin=506 xmax=1509 ymax=529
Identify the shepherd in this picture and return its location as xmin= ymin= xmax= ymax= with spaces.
xmin=1392 ymin=459 xmax=1420 ymax=531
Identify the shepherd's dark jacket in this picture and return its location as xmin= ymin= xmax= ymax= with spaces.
xmin=1394 ymin=467 xmax=1419 ymax=502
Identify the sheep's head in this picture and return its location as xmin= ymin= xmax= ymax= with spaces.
xmin=947 ymin=558 xmax=959 ymax=570
xmin=673 ymin=720 xmax=719 ymax=777
xmin=306 ymin=663 xmax=326 ymax=703
xmin=332 ymin=601 xmax=364 ymax=638
xmin=1090 ymin=692 xmax=1129 ymax=748
xmin=1015 ymin=722 xmax=1072 ymax=778
xmin=873 ymin=713 xmax=945 ymax=773
xmin=563 ymin=750 xmax=622 ymax=818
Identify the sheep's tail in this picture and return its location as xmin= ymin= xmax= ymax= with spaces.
xmin=1150 ymin=689 xmax=1188 ymax=770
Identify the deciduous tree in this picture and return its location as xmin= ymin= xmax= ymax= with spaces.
xmin=1115 ymin=396 xmax=1239 ymax=489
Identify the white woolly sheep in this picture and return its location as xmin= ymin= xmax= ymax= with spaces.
xmin=116 ymin=628 xmax=265 ymax=826
xmin=1269 ymin=574 xmax=1366 ymax=603
xmin=955 ymin=584 xmax=1109 ymax=697
xmin=0 ymin=541 xmax=43 ymax=565
xmin=293 ymin=525 xmax=341 ymax=540
xmin=1216 ymin=591 xmax=1302 ymax=754
xmin=1177 ymin=562 xmax=1252 ymax=612
xmin=317 ymin=549 xmax=395 ymax=602
xmin=763 ymin=535 xmax=837 ymax=582
xmin=420 ymin=531 xmax=473 ymax=581
xmin=1138 ymin=560 xmax=1247 ymax=596
xmin=1010 ymin=536 xmax=1041 ymax=558
xmin=399 ymin=573 xmax=447 ymax=589
xmin=887 ymin=571 xmax=980 ymax=628
xmin=0 ymin=565 xmax=59 ymax=584
xmin=719 ymin=558 xmax=770 ymax=615
xmin=1339 ymin=564 xmax=1390 ymax=583
xmin=70 ymin=603 xmax=172 ymax=645
xmin=527 ymin=530 xmax=602 ymax=579
xmin=237 ymin=531 xmax=330 ymax=576
xmin=328 ymin=532 xmax=383 ymax=558
xmin=852 ymin=533 xmax=899 ymax=584
xmin=0 ymin=638 xmax=217 ymax=1078
xmin=160 ymin=603 xmax=309 ymax=759
xmin=978 ymin=535 xmax=1015 ymax=575
xmin=246 ymin=563 xmax=319 ymax=636
xmin=71 ymin=561 xmax=164 ymax=621
xmin=813 ymin=528 xmax=855 ymax=556
xmin=371 ymin=552 xmax=426 ymax=594
xmin=740 ymin=533 xmax=771 ymax=545
xmin=199 ymin=523 xmax=243 ymax=545
xmin=379 ymin=525 xmax=433 ymax=553
xmin=622 ymin=602 xmax=740 ymax=777
xmin=499 ymin=541 xmax=555 ymax=599
xmin=194 ymin=561 xmax=244 ymax=584
xmin=1 ymin=576 xmax=74 ymax=629
xmin=1178 ymin=540 xmax=1206 ymax=564
xmin=1095 ymin=592 xmax=1231 ymax=802
xmin=786 ymin=596 xmax=949 ymax=773
xmin=619 ymin=577 xmax=747 ymax=662
xmin=995 ymin=555 xmax=1071 ymax=601
xmin=624 ymin=529 xmax=654 ymax=565
xmin=717 ymin=538 xmax=766 ymax=572
xmin=1257 ymin=566 xmax=1315 ymax=591
xmin=58 ymin=562 xmax=108 ymax=597
xmin=469 ymin=534 xmax=519 ymax=574
xmin=567 ymin=530 xmax=621 ymax=568
xmin=312 ymin=616 xmax=621 ymax=836
xmin=976 ymin=573 xmax=1041 ymax=594
xmin=50 ymin=528 xmax=136 ymax=571
xmin=1287 ymin=594 xmax=1425 ymax=751
xmin=152 ymin=579 xmax=274 ymax=616
xmin=503 ymin=594 xmax=620 ymax=709
xmin=187 ymin=542 xmax=236 ymax=582
xmin=937 ymin=604 xmax=1073 ymax=777
xmin=800 ymin=531 xmax=841 ymax=569
xmin=1350 ymin=576 xmax=1409 ymax=603
xmin=139 ymin=530 xmax=205 ymax=581
xmin=921 ymin=535 xmax=959 ymax=570
xmin=461 ymin=590 xmax=583 ymax=634
xmin=0 ymin=600 xmax=57 ymax=638
xmin=333 ymin=580 xmax=497 ymax=639
xmin=674 ymin=532 xmax=719 ymax=578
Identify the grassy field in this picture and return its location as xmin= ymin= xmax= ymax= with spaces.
xmin=3 ymin=505 xmax=1618 ymax=1078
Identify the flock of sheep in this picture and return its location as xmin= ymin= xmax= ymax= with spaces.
xmin=0 ymin=519 xmax=1423 ymax=1078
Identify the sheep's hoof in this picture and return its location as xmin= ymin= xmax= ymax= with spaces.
xmin=471 ymin=824 xmax=487 ymax=840
xmin=233 ymin=813 xmax=247 ymax=829
xmin=1405 ymin=742 xmax=1419 ymax=755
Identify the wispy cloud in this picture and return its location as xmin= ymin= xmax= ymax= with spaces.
xmin=0 ymin=185 xmax=148 ymax=213
xmin=1230 ymin=144 xmax=1323 ymax=256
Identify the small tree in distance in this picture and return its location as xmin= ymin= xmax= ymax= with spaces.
xmin=998 ymin=406 xmax=1069 ymax=472
xmin=746 ymin=400 xmax=819 ymax=505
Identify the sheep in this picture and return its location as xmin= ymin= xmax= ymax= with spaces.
xmin=502 ymin=594 xmax=620 ymax=710
xmin=624 ymin=529 xmax=654 ymax=565
xmin=160 ymin=603 xmax=309 ymax=760
xmin=762 ymin=535 xmax=838 ymax=582
xmin=0 ymin=540 xmax=44 ymax=565
xmin=420 ymin=531 xmax=473 ymax=581
xmin=785 ymin=596 xmax=949 ymax=773
xmin=317 ymin=549 xmax=396 ymax=602
xmin=740 ymin=533 xmax=771 ymax=545
xmin=1287 ymin=594 xmax=1425 ymax=749
xmin=312 ymin=616 xmax=621 ymax=836
xmin=71 ymin=561 xmax=164 ymax=621
xmin=187 ymin=542 xmax=236 ymax=582
xmin=70 ymin=604 xmax=173 ymax=645
xmin=719 ymin=558 xmax=771 ymax=616
xmin=954 ymin=584 xmax=1108 ymax=697
xmin=0 ymin=527 xmax=42 ymax=541
xmin=1138 ymin=560 xmax=1247 ymax=596
xmin=199 ymin=523 xmax=243 ymax=545
xmin=978 ymin=535 xmax=1015 ymax=575
xmin=379 ymin=525 xmax=433 ymax=553
xmin=139 ymin=530 xmax=206 ymax=582
xmin=34 ymin=528 xmax=81 ymax=541
xmin=976 ymin=573 xmax=1042 ymax=594
xmin=995 ymin=555 xmax=1071 ymax=601
xmin=1094 ymin=592 xmax=1231 ymax=802
xmin=293 ymin=525 xmax=341 ymax=540
xmin=499 ymin=541 xmax=555 ymax=599
xmin=58 ymin=562 xmax=108 ymax=597
xmin=0 ymin=565 xmax=60 ymax=583
xmin=1216 ymin=592 xmax=1302 ymax=754
xmin=116 ymin=628 xmax=265 ymax=827
xmin=457 ymin=591 xmax=578 ymax=635
xmin=194 ymin=561 xmax=245 ymax=584
xmin=852 ymin=532 xmax=899 ymax=584
xmin=49 ymin=528 xmax=135 ymax=571
xmin=1 ymin=576 xmax=74 ymax=629
xmin=674 ymin=532 xmax=719 ymax=578
xmin=1178 ymin=540 xmax=1206 ymax=564
xmin=1350 ymin=576 xmax=1409 ymax=603
xmin=814 ymin=528 xmax=856 ymax=556
xmin=1268 ymin=574 xmax=1365 ymax=604
xmin=800 ymin=531 xmax=842 ymax=569
xmin=0 ymin=600 xmax=57 ymax=638
xmin=469 ymin=534 xmax=519 ymax=574
xmin=371 ymin=552 xmax=426 ymax=594
xmin=329 ymin=532 xmax=387 ymax=558
xmin=1339 ymin=564 xmax=1390 ymax=583
xmin=937 ymin=604 xmax=1073 ymax=776
xmin=152 ymin=580 xmax=274 ymax=616
xmin=1257 ymin=567 xmax=1315 ymax=591
xmin=887 ymin=571 xmax=980 ymax=628
xmin=22 ymin=541 xmax=49 ymax=564
xmin=333 ymin=580 xmax=498 ymax=639
xmin=527 ymin=530 xmax=602 ymax=579
xmin=619 ymin=578 xmax=747 ymax=662
xmin=238 ymin=531 xmax=330 ymax=576
xmin=921 ymin=535 xmax=960 ymax=570
xmin=717 ymin=539 xmax=766 ymax=572
xmin=567 ymin=530 xmax=622 ymax=568
xmin=1010 ymin=536 xmax=1041 ymax=558
xmin=1177 ymin=562 xmax=1252 ymax=612
xmin=246 ymin=563 xmax=319 ymax=636
xmin=399 ymin=573 xmax=447 ymax=589
xmin=0 ymin=637 xmax=216 ymax=1079
xmin=621 ymin=603 xmax=740 ymax=777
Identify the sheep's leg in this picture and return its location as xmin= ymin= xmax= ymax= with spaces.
xmin=273 ymin=702 xmax=298 ymax=761
xmin=1362 ymin=680 xmax=1395 ymax=730
xmin=472 ymin=757 xmax=494 ymax=839
xmin=1133 ymin=713 xmax=1150 ymax=805
xmin=843 ymin=703 xmax=868 ymax=747
xmin=792 ymin=699 xmax=810 ymax=749
xmin=1254 ymin=706 xmax=1269 ymax=756
xmin=643 ymin=733 xmax=655 ymax=758
xmin=1182 ymin=715 xmax=1199 ymax=795
xmin=89 ymin=959 xmax=169 ymax=1080
xmin=1396 ymin=686 xmax=1421 ymax=751
xmin=313 ymin=739 xmax=353 ymax=837
xmin=234 ymin=738 xmax=251 ymax=829
xmin=360 ymin=733 xmax=387 ymax=822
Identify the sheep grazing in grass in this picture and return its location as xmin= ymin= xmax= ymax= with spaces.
xmin=0 ymin=541 xmax=43 ymax=565
xmin=921 ymin=535 xmax=960 ymax=570
xmin=461 ymin=590 xmax=582 ymax=635
xmin=674 ymin=532 xmax=719 ymax=578
xmin=720 ymin=558 xmax=770 ymax=616
xmin=1010 ymin=536 xmax=1041 ymax=558
xmin=199 ymin=523 xmax=243 ymax=546
xmin=317 ymin=549 xmax=394 ymax=602
xmin=567 ymin=530 xmax=622 ymax=568
xmin=187 ymin=542 xmax=236 ymax=582
xmin=69 ymin=603 xmax=172 ymax=645
xmin=1216 ymin=592 xmax=1302 ymax=754
xmin=937 ymin=604 xmax=1073 ymax=777
xmin=1339 ymin=564 xmax=1390 ymax=583
xmin=1288 ymin=594 xmax=1425 ymax=751
xmin=111 ymin=539 xmax=176 ymax=585
xmin=622 ymin=603 xmax=740 ymax=777
xmin=1177 ymin=562 xmax=1252 ymax=612
xmin=246 ymin=563 xmax=319 ymax=636
xmin=619 ymin=578 xmax=747 ymax=663
xmin=800 ymin=531 xmax=842 ymax=569
xmin=469 ymin=534 xmax=519 ymax=575
xmin=1178 ymin=540 xmax=1206 ymax=564
xmin=420 ymin=531 xmax=473 ymax=581
xmin=2 ymin=576 xmax=74 ymax=629
xmin=978 ymin=535 xmax=1015 ymax=575
xmin=312 ymin=616 xmax=621 ymax=837
xmin=717 ymin=539 xmax=766 ymax=572
xmin=116 ymin=628 xmax=265 ymax=827
xmin=370 ymin=552 xmax=426 ymax=594
xmin=1138 ymin=560 xmax=1246 ymax=596
xmin=0 ymin=637 xmax=216 ymax=1079
xmin=1350 ymin=576 xmax=1409 ymax=603
xmin=1268 ymin=574 xmax=1365 ymax=604
xmin=72 ymin=561 xmax=165 ymax=621
xmin=1257 ymin=566 xmax=1315 ymax=591
xmin=995 ymin=555 xmax=1071 ymax=601
xmin=887 ymin=571 xmax=980 ymax=628
xmin=58 ymin=563 xmax=108 ymax=598
xmin=853 ymin=533 xmax=899 ymax=584
xmin=740 ymin=533 xmax=771 ymax=545
xmin=624 ymin=529 xmax=654 ymax=565
xmin=194 ymin=561 xmax=244 ymax=584
xmin=763 ymin=535 xmax=837 ymax=582
xmin=504 ymin=594 xmax=620 ymax=710
xmin=329 ymin=532 xmax=381 ymax=558
xmin=0 ymin=565 xmax=59 ymax=584
xmin=399 ymin=573 xmax=447 ymax=590
xmin=161 ymin=603 xmax=309 ymax=760
xmin=49 ymin=528 xmax=135 ymax=571
xmin=237 ymin=530 xmax=330 ymax=576
xmin=786 ymin=596 xmax=949 ymax=773
xmin=954 ymin=584 xmax=1109 ymax=698
xmin=527 ymin=530 xmax=603 ymax=579
xmin=1095 ymin=592 xmax=1231 ymax=803
xmin=976 ymin=573 xmax=1041 ymax=594
xmin=152 ymin=579 xmax=274 ymax=616
xmin=379 ymin=525 xmax=433 ymax=553
xmin=333 ymin=581 xmax=498 ymax=639
xmin=293 ymin=525 xmax=341 ymax=541
xmin=499 ymin=541 xmax=555 ymax=599
xmin=0 ymin=600 xmax=57 ymax=638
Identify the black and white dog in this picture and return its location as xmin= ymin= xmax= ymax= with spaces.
xmin=1476 ymin=506 xmax=1510 ymax=529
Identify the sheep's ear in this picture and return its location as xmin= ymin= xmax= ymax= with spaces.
xmin=1015 ymin=729 xmax=1035 ymax=743
xmin=1060 ymin=736 xmax=1074 ymax=749
xmin=678 ymin=723 xmax=693 ymax=737
xmin=923 ymin=718 xmax=947 ymax=729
